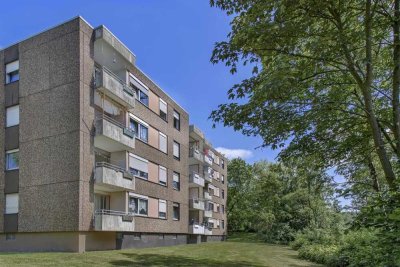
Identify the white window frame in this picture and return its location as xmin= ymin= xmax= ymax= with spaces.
xmin=159 ymin=98 xmax=167 ymax=120
xmin=159 ymin=132 xmax=167 ymax=153
xmin=5 ymin=60 xmax=19 ymax=84
xmin=6 ymin=105 xmax=19 ymax=127
xmin=159 ymin=165 xmax=167 ymax=186
xmin=5 ymin=193 xmax=19 ymax=214
xmin=158 ymin=199 xmax=167 ymax=219
xmin=173 ymin=141 xmax=180 ymax=160
xmin=6 ymin=149 xmax=19 ymax=171
xmin=173 ymin=172 xmax=180 ymax=191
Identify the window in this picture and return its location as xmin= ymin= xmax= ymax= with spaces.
xmin=173 ymin=110 xmax=180 ymax=130
xmin=130 ymin=74 xmax=149 ymax=107
xmin=221 ymin=174 xmax=225 ymax=184
xmin=129 ymin=155 xmax=149 ymax=180
xmin=221 ymin=159 xmax=225 ymax=169
xmin=173 ymin=202 xmax=180 ymax=220
xmin=6 ymin=149 xmax=19 ymax=171
xmin=159 ymin=132 xmax=167 ymax=153
xmin=222 ymin=205 xmax=225 ymax=214
xmin=6 ymin=234 xmax=16 ymax=240
xmin=6 ymin=105 xmax=19 ymax=127
xmin=129 ymin=196 xmax=148 ymax=216
xmin=129 ymin=118 xmax=148 ymax=143
xmin=159 ymin=199 xmax=167 ymax=219
xmin=95 ymin=194 xmax=110 ymax=211
xmin=5 ymin=60 xmax=19 ymax=84
xmin=173 ymin=172 xmax=180 ymax=191
xmin=159 ymin=166 xmax=167 ymax=186
xmin=133 ymin=233 xmax=141 ymax=240
xmin=222 ymin=220 xmax=225 ymax=229
xmin=173 ymin=141 xmax=180 ymax=160
xmin=159 ymin=99 xmax=167 ymax=121
xmin=222 ymin=189 xmax=225 ymax=199
xmin=5 ymin=193 xmax=19 ymax=214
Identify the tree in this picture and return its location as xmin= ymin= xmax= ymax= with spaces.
xmin=210 ymin=0 xmax=400 ymax=190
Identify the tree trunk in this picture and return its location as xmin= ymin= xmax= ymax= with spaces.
xmin=363 ymin=0 xmax=397 ymax=190
xmin=393 ymin=0 xmax=400 ymax=159
xmin=367 ymin=157 xmax=380 ymax=192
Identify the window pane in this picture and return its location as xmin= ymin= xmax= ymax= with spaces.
xmin=139 ymin=199 xmax=148 ymax=215
xmin=159 ymin=133 xmax=167 ymax=153
xmin=140 ymin=91 xmax=149 ymax=106
xmin=6 ymin=105 xmax=19 ymax=127
xmin=173 ymin=172 xmax=180 ymax=190
xmin=129 ymin=197 xmax=138 ymax=214
xmin=5 ymin=61 xmax=19 ymax=84
xmin=129 ymin=119 xmax=139 ymax=138
xmin=173 ymin=203 xmax=180 ymax=220
xmin=6 ymin=150 xmax=19 ymax=170
xmin=173 ymin=141 xmax=180 ymax=159
xmin=140 ymin=125 xmax=148 ymax=142
xmin=173 ymin=111 xmax=180 ymax=130
xmin=5 ymin=193 xmax=19 ymax=214
xmin=159 ymin=166 xmax=167 ymax=185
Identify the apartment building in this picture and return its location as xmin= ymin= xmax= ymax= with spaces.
xmin=0 ymin=17 xmax=227 ymax=252
xmin=188 ymin=125 xmax=228 ymax=243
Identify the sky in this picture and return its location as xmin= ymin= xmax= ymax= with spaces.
xmin=0 ymin=0 xmax=279 ymax=163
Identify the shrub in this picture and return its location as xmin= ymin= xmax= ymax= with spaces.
xmin=298 ymin=244 xmax=339 ymax=265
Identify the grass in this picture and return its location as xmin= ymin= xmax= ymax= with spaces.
xmin=0 ymin=233 xmax=322 ymax=267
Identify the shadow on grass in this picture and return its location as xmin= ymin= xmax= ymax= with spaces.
xmin=110 ymin=253 xmax=265 ymax=267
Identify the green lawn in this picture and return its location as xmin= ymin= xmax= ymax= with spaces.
xmin=0 ymin=233 xmax=322 ymax=267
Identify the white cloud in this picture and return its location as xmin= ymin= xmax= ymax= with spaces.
xmin=215 ymin=147 xmax=253 ymax=160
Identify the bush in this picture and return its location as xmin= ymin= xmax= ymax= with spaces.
xmin=298 ymin=244 xmax=339 ymax=265
xmin=336 ymin=229 xmax=388 ymax=267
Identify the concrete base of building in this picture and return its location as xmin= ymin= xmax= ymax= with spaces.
xmin=202 ymin=235 xmax=226 ymax=242
xmin=0 ymin=232 xmax=226 ymax=252
xmin=117 ymin=233 xmax=187 ymax=249
xmin=0 ymin=231 xmax=116 ymax=252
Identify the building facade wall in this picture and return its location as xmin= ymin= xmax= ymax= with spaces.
xmin=0 ymin=17 xmax=226 ymax=252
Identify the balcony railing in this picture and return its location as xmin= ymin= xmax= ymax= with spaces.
xmin=94 ymin=209 xmax=135 ymax=232
xmin=94 ymin=114 xmax=135 ymax=152
xmin=95 ymin=66 xmax=135 ymax=109
xmin=189 ymin=172 xmax=205 ymax=188
xmin=189 ymin=148 xmax=204 ymax=162
xmin=189 ymin=198 xmax=205 ymax=211
xmin=203 ymin=167 xmax=213 ymax=183
xmin=204 ymin=191 xmax=212 ymax=200
xmin=94 ymin=162 xmax=134 ymax=191
xmin=204 ymin=227 xmax=213 ymax=235
xmin=204 ymin=154 xmax=213 ymax=165
xmin=204 ymin=209 xmax=212 ymax=218
xmin=189 ymin=222 xmax=205 ymax=235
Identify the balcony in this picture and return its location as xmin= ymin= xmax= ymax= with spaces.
xmin=204 ymin=191 xmax=212 ymax=200
xmin=189 ymin=125 xmax=205 ymax=140
xmin=94 ymin=210 xmax=134 ymax=232
xmin=189 ymin=198 xmax=205 ymax=211
xmin=94 ymin=114 xmax=135 ymax=152
xmin=189 ymin=172 xmax=205 ymax=188
xmin=189 ymin=148 xmax=204 ymax=163
xmin=203 ymin=167 xmax=213 ymax=183
xmin=204 ymin=227 xmax=213 ymax=235
xmin=95 ymin=66 xmax=135 ymax=110
xmin=94 ymin=162 xmax=134 ymax=192
xmin=204 ymin=209 xmax=212 ymax=218
xmin=189 ymin=223 xmax=205 ymax=235
xmin=204 ymin=155 xmax=213 ymax=166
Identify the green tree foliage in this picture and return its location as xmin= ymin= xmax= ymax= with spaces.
xmin=227 ymin=158 xmax=340 ymax=243
xmin=210 ymin=0 xmax=400 ymax=190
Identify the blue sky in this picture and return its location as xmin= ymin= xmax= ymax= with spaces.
xmin=0 ymin=0 xmax=278 ymax=163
